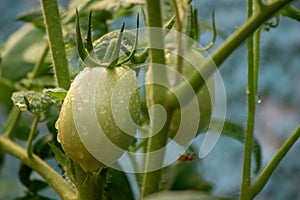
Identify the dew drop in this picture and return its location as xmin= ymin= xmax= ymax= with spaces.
xmin=78 ymin=152 xmax=84 ymax=159
xmin=244 ymin=86 xmax=250 ymax=94
xmin=57 ymin=135 xmax=61 ymax=143
xmin=257 ymin=97 xmax=262 ymax=104
xmin=55 ymin=119 xmax=59 ymax=130
xmin=17 ymin=103 xmax=27 ymax=111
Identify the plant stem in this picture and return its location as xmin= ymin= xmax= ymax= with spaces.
xmin=141 ymin=110 xmax=173 ymax=198
xmin=240 ymin=0 xmax=256 ymax=198
xmin=74 ymin=165 xmax=104 ymax=200
xmin=27 ymin=114 xmax=41 ymax=157
xmin=167 ymin=0 xmax=294 ymax=107
xmin=0 ymin=136 xmax=77 ymax=200
xmin=40 ymin=0 xmax=70 ymax=90
xmin=172 ymin=0 xmax=184 ymax=85
xmin=250 ymin=126 xmax=300 ymax=197
xmin=141 ymin=0 xmax=170 ymax=198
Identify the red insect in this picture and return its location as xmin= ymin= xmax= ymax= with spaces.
xmin=177 ymin=152 xmax=196 ymax=163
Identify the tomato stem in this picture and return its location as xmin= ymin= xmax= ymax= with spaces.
xmin=0 ymin=136 xmax=77 ymax=200
xmin=240 ymin=0 xmax=255 ymax=198
xmin=141 ymin=0 xmax=170 ymax=197
xmin=26 ymin=114 xmax=41 ymax=157
xmin=40 ymin=0 xmax=70 ymax=90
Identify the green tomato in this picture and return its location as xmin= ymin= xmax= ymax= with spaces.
xmin=166 ymin=48 xmax=214 ymax=146
xmin=56 ymin=67 xmax=140 ymax=172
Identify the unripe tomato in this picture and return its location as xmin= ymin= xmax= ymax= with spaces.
xmin=166 ymin=48 xmax=214 ymax=146
xmin=56 ymin=67 xmax=140 ymax=172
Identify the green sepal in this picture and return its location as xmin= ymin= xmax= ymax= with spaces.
xmin=117 ymin=13 xmax=140 ymax=66
xmin=76 ymin=9 xmax=103 ymax=67
xmin=108 ymin=22 xmax=125 ymax=68
xmin=86 ymin=11 xmax=94 ymax=52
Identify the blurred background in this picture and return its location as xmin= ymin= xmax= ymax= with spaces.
xmin=0 ymin=0 xmax=300 ymax=199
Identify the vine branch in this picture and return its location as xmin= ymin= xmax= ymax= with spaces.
xmin=250 ymin=126 xmax=300 ymax=197
xmin=240 ymin=0 xmax=256 ymax=198
xmin=141 ymin=0 xmax=170 ymax=197
xmin=0 ymin=136 xmax=77 ymax=200
xmin=167 ymin=0 xmax=294 ymax=107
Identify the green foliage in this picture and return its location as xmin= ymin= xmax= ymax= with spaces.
xmin=11 ymin=91 xmax=58 ymax=114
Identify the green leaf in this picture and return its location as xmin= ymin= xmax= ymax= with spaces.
xmin=0 ymin=24 xmax=47 ymax=81
xmin=105 ymin=168 xmax=134 ymax=200
xmin=0 ymin=24 xmax=47 ymax=106
xmin=48 ymin=143 xmax=70 ymax=171
xmin=211 ymin=119 xmax=262 ymax=174
xmin=11 ymin=91 xmax=58 ymax=114
xmin=16 ymin=7 xmax=45 ymax=31
xmin=44 ymin=104 xmax=61 ymax=134
xmin=43 ymin=88 xmax=67 ymax=101
xmin=145 ymin=191 xmax=232 ymax=200
xmin=279 ymin=6 xmax=300 ymax=22
xmin=163 ymin=162 xmax=213 ymax=192
xmin=33 ymin=134 xmax=54 ymax=159
xmin=19 ymin=164 xmax=48 ymax=193
xmin=48 ymin=143 xmax=76 ymax=183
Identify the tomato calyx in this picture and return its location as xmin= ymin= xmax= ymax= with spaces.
xmin=76 ymin=9 xmax=139 ymax=69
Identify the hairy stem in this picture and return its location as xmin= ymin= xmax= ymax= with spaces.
xmin=240 ymin=0 xmax=256 ymax=198
xmin=141 ymin=0 xmax=170 ymax=198
xmin=73 ymin=165 xmax=103 ymax=200
xmin=172 ymin=0 xmax=184 ymax=85
xmin=0 ymin=136 xmax=77 ymax=200
xmin=40 ymin=0 xmax=70 ymax=90
xmin=27 ymin=114 xmax=41 ymax=157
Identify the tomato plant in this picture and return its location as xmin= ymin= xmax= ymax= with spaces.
xmin=0 ymin=0 xmax=300 ymax=200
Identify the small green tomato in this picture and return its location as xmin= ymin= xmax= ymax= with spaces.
xmin=56 ymin=67 xmax=140 ymax=172
xmin=167 ymin=48 xmax=214 ymax=145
